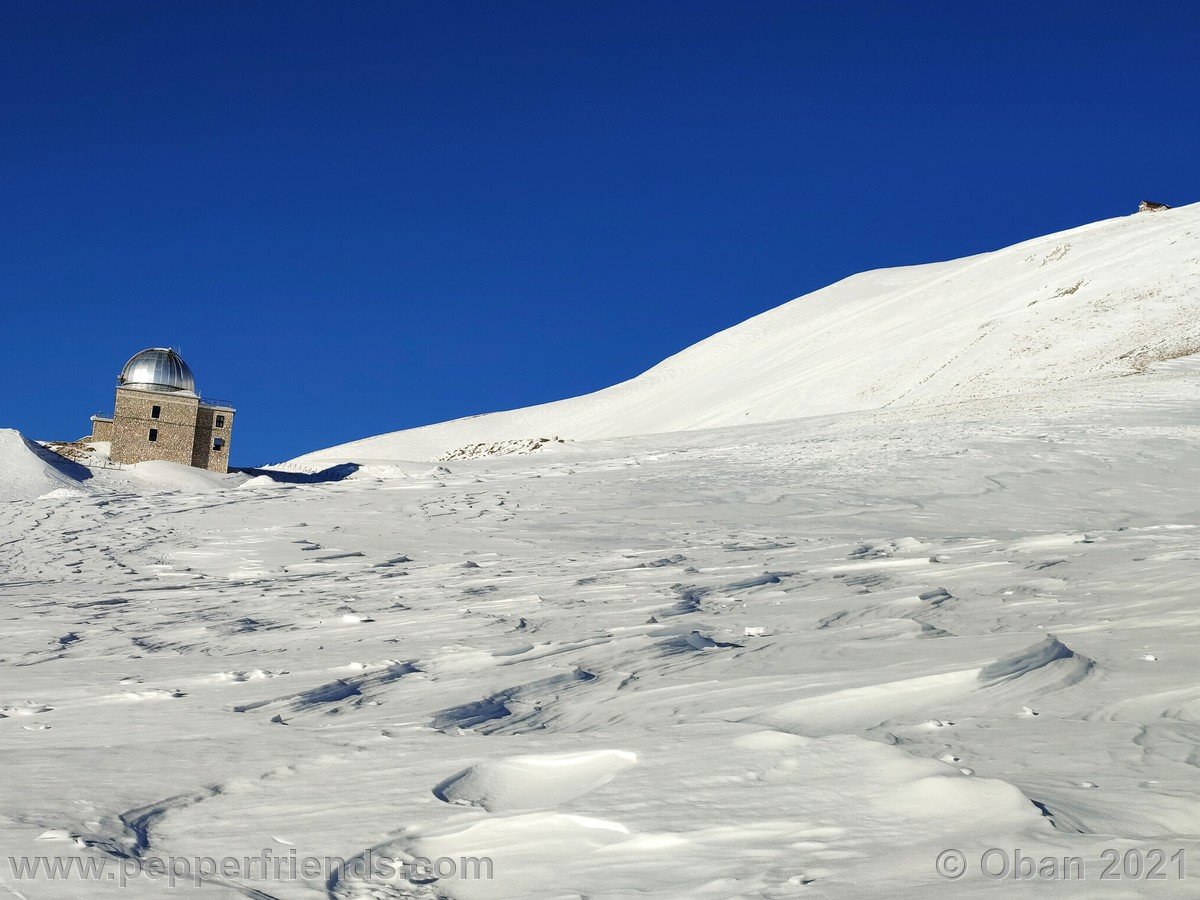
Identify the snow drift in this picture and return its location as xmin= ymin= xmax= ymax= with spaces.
xmin=0 ymin=428 xmax=90 ymax=501
xmin=434 ymin=749 xmax=638 ymax=812
xmin=292 ymin=202 xmax=1200 ymax=464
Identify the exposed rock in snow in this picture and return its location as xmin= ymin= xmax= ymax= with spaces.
xmin=438 ymin=436 xmax=568 ymax=461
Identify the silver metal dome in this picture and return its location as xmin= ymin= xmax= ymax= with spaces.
xmin=117 ymin=348 xmax=197 ymax=394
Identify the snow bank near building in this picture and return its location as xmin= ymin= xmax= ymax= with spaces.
xmin=292 ymin=202 xmax=1200 ymax=464
xmin=0 ymin=429 xmax=91 ymax=501
xmin=0 ymin=430 xmax=243 ymax=499
xmin=122 ymin=460 xmax=243 ymax=493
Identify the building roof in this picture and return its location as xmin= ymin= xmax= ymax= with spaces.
xmin=117 ymin=348 xmax=197 ymax=395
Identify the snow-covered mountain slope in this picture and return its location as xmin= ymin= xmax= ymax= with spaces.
xmin=5 ymin=365 xmax=1200 ymax=897
xmin=292 ymin=203 xmax=1200 ymax=464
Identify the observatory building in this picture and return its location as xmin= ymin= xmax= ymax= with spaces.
xmin=88 ymin=348 xmax=235 ymax=473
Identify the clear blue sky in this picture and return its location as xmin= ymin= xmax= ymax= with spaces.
xmin=1 ymin=2 xmax=1195 ymax=465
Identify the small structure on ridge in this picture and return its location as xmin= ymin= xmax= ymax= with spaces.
xmin=88 ymin=348 xmax=234 ymax=472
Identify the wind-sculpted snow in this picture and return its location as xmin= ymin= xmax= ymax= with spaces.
xmin=0 ymin=428 xmax=91 ymax=501
xmin=292 ymin=203 xmax=1200 ymax=464
xmin=433 ymin=749 xmax=638 ymax=812
xmin=978 ymin=635 xmax=1094 ymax=692
xmin=4 ymin=352 xmax=1200 ymax=894
xmin=753 ymin=636 xmax=1095 ymax=737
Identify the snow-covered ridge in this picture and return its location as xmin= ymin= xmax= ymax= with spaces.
xmin=0 ymin=429 xmax=93 ymax=501
xmin=291 ymin=203 xmax=1200 ymax=464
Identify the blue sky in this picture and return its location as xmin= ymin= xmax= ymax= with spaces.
xmin=2 ymin=2 xmax=1196 ymax=465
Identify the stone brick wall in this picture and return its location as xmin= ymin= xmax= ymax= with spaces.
xmin=192 ymin=404 xmax=234 ymax=473
xmin=90 ymin=417 xmax=114 ymax=443
xmin=109 ymin=388 xmax=200 ymax=466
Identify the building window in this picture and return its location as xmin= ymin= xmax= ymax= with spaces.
xmin=213 ymin=437 xmax=225 ymax=452
xmin=151 ymin=405 xmax=161 ymax=419
xmin=148 ymin=428 xmax=158 ymax=442
xmin=215 ymin=415 xmax=225 ymax=428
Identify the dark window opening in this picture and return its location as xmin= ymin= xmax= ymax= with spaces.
xmin=215 ymin=415 xmax=225 ymax=428
xmin=213 ymin=437 xmax=225 ymax=452
xmin=151 ymin=405 xmax=161 ymax=419
xmin=148 ymin=428 xmax=158 ymax=442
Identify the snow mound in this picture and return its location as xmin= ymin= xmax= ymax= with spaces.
xmin=0 ymin=429 xmax=91 ymax=501
xmin=755 ymin=669 xmax=980 ymax=735
xmin=434 ymin=749 xmax=637 ymax=811
xmin=237 ymin=474 xmax=281 ymax=489
xmin=387 ymin=731 xmax=1042 ymax=899
xmin=292 ymin=202 xmax=1200 ymax=463
xmin=755 ymin=637 xmax=1094 ymax=736
xmin=124 ymin=460 xmax=241 ymax=493
xmin=978 ymin=635 xmax=1094 ymax=695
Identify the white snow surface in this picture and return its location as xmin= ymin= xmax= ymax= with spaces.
xmin=4 ymin=208 xmax=1200 ymax=897
xmin=292 ymin=202 xmax=1200 ymax=465
xmin=0 ymin=429 xmax=92 ymax=501
xmin=121 ymin=460 xmax=241 ymax=494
